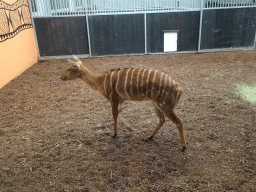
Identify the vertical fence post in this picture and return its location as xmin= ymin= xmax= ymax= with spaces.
xmin=86 ymin=1 xmax=92 ymax=57
xmin=144 ymin=12 xmax=147 ymax=54
xmin=27 ymin=0 xmax=41 ymax=59
xmin=254 ymin=30 xmax=256 ymax=50
xmin=198 ymin=0 xmax=204 ymax=53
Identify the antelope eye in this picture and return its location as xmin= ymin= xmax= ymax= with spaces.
xmin=68 ymin=69 xmax=71 ymax=71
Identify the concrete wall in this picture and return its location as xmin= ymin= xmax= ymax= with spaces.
xmin=0 ymin=0 xmax=38 ymax=89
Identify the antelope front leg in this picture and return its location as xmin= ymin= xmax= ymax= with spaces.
xmin=149 ymin=112 xmax=165 ymax=139
xmin=118 ymin=102 xmax=133 ymax=131
xmin=111 ymin=102 xmax=119 ymax=138
xmin=148 ymin=102 xmax=166 ymax=140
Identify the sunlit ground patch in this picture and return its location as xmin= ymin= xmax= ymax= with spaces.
xmin=236 ymin=84 xmax=256 ymax=104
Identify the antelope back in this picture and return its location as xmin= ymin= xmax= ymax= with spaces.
xmin=98 ymin=68 xmax=182 ymax=105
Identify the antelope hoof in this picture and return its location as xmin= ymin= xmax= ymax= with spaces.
xmin=145 ymin=136 xmax=153 ymax=142
xmin=181 ymin=146 xmax=187 ymax=152
xmin=113 ymin=134 xmax=117 ymax=138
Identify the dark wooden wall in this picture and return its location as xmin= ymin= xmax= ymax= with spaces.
xmin=88 ymin=14 xmax=145 ymax=56
xmin=33 ymin=8 xmax=256 ymax=57
xmin=34 ymin=17 xmax=89 ymax=56
xmin=201 ymin=7 xmax=256 ymax=49
xmin=146 ymin=11 xmax=200 ymax=53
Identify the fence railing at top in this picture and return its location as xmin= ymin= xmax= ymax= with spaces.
xmin=205 ymin=0 xmax=256 ymax=8
xmin=29 ymin=0 xmax=256 ymax=17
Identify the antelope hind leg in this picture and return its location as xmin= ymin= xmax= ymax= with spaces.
xmin=160 ymin=106 xmax=186 ymax=152
xmin=169 ymin=111 xmax=186 ymax=151
xmin=118 ymin=115 xmax=134 ymax=131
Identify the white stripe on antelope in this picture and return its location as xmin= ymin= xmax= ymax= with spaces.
xmin=60 ymin=56 xmax=186 ymax=151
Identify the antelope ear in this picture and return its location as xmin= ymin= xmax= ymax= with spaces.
xmin=73 ymin=55 xmax=82 ymax=65
xmin=67 ymin=59 xmax=80 ymax=70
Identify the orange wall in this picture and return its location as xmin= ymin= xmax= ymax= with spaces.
xmin=0 ymin=0 xmax=38 ymax=89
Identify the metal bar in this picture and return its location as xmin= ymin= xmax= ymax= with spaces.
xmin=115 ymin=1 xmax=120 ymax=12
xmin=59 ymin=0 xmax=63 ymax=15
xmin=51 ymin=0 xmax=55 ymax=15
xmin=36 ymin=0 xmax=40 ymax=16
xmin=32 ymin=0 xmax=256 ymax=16
xmin=84 ymin=9 xmax=201 ymax=16
xmin=66 ymin=0 xmax=69 ymax=15
xmin=29 ymin=0 xmax=35 ymax=16
xmin=254 ymin=30 xmax=256 ymax=50
xmin=86 ymin=11 xmax=92 ymax=57
xmin=144 ymin=12 xmax=147 ymax=54
xmin=39 ymin=54 xmax=90 ymax=60
xmin=65 ymin=0 xmax=68 ymax=15
xmin=61 ymin=0 xmax=65 ymax=15
xmin=204 ymin=5 xmax=256 ymax=10
xmin=71 ymin=0 xmax=74 ymax=14
xmin=39 ymin=47 xmax=256 ymax=60
xmin=28 ymin=0 xmax=41 ymax=59
xmin=38 ymin=0 xmax=43 ymax=16
xmin=198 ymin=0 xmax=204 ymax=52
xmin=82 ymin=0 xmax=85 ymax=15
xmin=56 ymin=0 xmax=61 ymax=16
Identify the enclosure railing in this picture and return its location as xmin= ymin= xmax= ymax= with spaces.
xmin=204 ymin=0 xmax=255 ymax=8
xmin=29 ymin=0 xmax=256 ymax=17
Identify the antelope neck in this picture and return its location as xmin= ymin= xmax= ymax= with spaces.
xmin=79 ymin=65 xmax=99 ymax=91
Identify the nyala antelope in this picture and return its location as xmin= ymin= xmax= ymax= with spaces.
xmin=60 ymin=55 xmax=186 ymax=151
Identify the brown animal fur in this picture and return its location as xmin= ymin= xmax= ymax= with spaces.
xmin=61 ymin=56 xmax=186 ymax=151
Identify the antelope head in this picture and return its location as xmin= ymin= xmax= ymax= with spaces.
xmin=60 ymin=56 xmax=82 ymax=81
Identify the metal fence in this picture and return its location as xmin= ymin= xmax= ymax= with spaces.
xmin=29 ymin=0 xmax=256 ymax=17
xmin=205 ymin=0 xmax=255 ymax=8
xmin=29 ymin=0 xmax=256 ymax=59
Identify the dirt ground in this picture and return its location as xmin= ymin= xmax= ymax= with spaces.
xmin=0 ymin=51 xmax=256 ymax=191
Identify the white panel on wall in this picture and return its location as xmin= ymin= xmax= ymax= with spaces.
xmin=164 ymin=31 xmax=178 ymax=52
